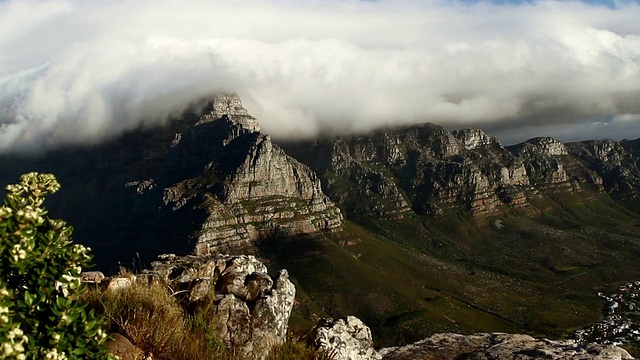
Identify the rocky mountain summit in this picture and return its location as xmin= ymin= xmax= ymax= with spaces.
xmin=0 ymin=94 xmax=342 ymax=270
xmin=160 ymin=94 xmax=342 ymax=254
xmin=281 ymin=124 xmax=640 ymax=218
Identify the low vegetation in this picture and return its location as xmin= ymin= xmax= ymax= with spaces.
xmin=0 ymin=173 xmax=111 ymax=359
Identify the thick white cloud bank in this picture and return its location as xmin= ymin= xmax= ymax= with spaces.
xmin=1 ymin=0 xmax=640 ymax=152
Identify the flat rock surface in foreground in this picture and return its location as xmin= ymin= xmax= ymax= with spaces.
xmin=379 ymin=333 xmax=634 ymax=360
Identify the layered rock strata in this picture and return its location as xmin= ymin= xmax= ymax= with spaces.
xmin=568 ymin=140 xmax=640 ymax=207
xmin=0 ymin=94 xmax=343 ymax=268
xmin=160 ymin=95 xmax=342 ymax=254
xmin=282 ymin=125 xmax=533 ymax=217
xmin=509 ymin=137 xmax=573 ymax=191
xmin=282 ymin=125 xmax=640 ymax=217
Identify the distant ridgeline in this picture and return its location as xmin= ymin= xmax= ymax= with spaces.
xmin=280 ymin=126 xmax=640 ymax=219
xmin=1 ymin=94 xmax=640 ymax=346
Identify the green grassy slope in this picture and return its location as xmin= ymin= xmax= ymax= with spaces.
xmin=259 ymin=187 xmax=640 ymax=347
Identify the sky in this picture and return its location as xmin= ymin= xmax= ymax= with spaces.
xmin=1 ymin=0 xmax=640 ymax=153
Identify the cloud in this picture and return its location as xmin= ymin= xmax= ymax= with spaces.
xmin=1 ymin=0 xmax=640 ymax=152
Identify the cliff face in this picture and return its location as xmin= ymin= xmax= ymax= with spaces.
xmin=281 ymin=124 xmax=640 ymax=217
xmin=160 ymin=95 xmax=342 ymax=255
xmin=567 ymin=140 xmax=640 ymax=210
xmin=0 ymin=94 xmax=342 ymax=270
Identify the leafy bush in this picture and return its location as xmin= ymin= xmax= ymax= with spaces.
xmin=0 ymin=173 xmax=110 ymax=359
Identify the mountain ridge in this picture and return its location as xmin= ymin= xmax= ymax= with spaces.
xmin=1 ymin=94 xmax=640 ymax=347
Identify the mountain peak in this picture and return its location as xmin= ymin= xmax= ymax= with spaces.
xmin=210 ymin=93 xmax=249 ymax=118
xmin=452 ymin=128 xmax=502 ymax=151
xmin=196 ymin=93 xmax=260 ymax=133
xmin=523 ymin=137 xmax=568 ymax=156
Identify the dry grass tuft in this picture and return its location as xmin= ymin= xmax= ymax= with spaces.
xmin=265 ymin=339 xmax=325 ymax=360
xmin=82 ymin=277 xmax=229 ymax=360
xmin=82 ymin=274 xmax=320 ymax=360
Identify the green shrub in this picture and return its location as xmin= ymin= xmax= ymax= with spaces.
xmin=0 ymin=173 xmax=110 ymax=359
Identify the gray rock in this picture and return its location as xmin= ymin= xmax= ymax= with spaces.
xmin=313 ymin=316 xmax=382 ymax=360
xmin=162 ymin=94 xmax=344 ymax=254
xmin=245 ymin=272 xmax=274 ymax=303
xmin=379 ymin=333 xmax=634 ymax=360
xmin=251 ymin=270 xmax=296 ymax=356
xmin=106 ymin=276 xmax=134 ymax=291
xmin=216 ymin=294 xmax=252 ymax=345
xmin=452 ymin=129 xmax=501 ymax=151
xmin=148 ymin=253 xmax=295 ymax=359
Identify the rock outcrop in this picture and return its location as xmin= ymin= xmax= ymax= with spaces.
xmin=145 ymin=253 xmax=295 ymax=359
xmin=282 ymin=125 xmax=534 ymax=216
xmin=309 ymin=315 xmax=634 ymax=360
xmin=567 ymin=140 xmax=640 ymax=207
xmin=313 ymin=316 xmax=382 ymax=360
xmin=379 ymin=332 xmax=634 ymax=360
xmin=89 ymin=253 xmax=295 ymax=359
xmin=509 ymin=137 xmax=572 ymax=191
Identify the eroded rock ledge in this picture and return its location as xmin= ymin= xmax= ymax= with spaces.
xmin=149 ymin=253 xmax=295 ymax=359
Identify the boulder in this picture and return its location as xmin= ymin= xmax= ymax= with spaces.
xmin=106 ymin=276 xmax=135 ymax=291
xmin=313 ymin=316 xmax=382 ymax=360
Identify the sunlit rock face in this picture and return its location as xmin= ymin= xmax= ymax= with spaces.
xmin=281 ymin=125 xmax=640 ymax=218
xmin=507 ymin=137 xmax=572 ymax=192
xmin=159 ymin=94 xmax=343 ymax=254
xmin=452 ymin=128 xmax=500 ymax=151
xmin=283 ymin=124 xmax=528 ymax=216
xmin=313 ymin=316 xmax=382 ymax=360
xmin=517 ymin=137 xmax=568 ymax=157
